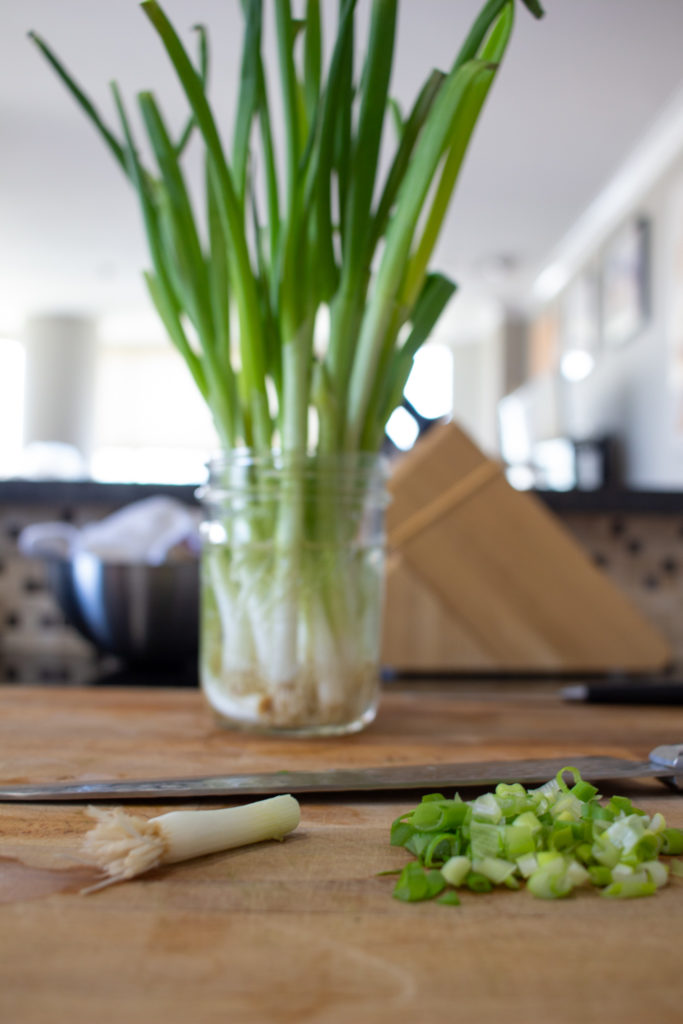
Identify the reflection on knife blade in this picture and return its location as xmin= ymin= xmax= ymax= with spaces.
xmin=0 ymin=751 xmax=680 ymax=801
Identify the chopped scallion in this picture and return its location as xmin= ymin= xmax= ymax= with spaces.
xmin=662 ymin=827 xmax=683 ymax=855
xmin=390 ymin=768 xmax=682 ymax=905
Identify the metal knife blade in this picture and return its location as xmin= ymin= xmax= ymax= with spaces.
xmin=0 ymin=746 xmax=680 ymax=801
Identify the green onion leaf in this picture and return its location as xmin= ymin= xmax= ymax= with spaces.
xmin=662 ymin=828 xmax=683 ymax=855
xmin=441 ymin=855 xmax=471 ymax=887
xmin=602 ymin=877 xmax=657 ymax=899
xmin=390 ymin=819 xmax=416 ymax=848
xmin=466 ymin=872 xmax=493 ymax=894
xmin=392 ymin=862 xmax=445 ymax=902
xmin=437 ymin=890 xmax=462 ymax=906
xmin=27 ymin=32 xmax=128 ymax=176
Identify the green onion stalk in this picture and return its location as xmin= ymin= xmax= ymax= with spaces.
xmin=30 ymin=0 xmax=544 ymax=732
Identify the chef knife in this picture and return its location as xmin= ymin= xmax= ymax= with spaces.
xmin=0 ymin=745 xmax=681 ymax=801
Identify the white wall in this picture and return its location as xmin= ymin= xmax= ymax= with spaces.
xmin=538 ymin=157 xmax=683 ymax=489
xmin=450 ymin=330 xmax=504 ymax=455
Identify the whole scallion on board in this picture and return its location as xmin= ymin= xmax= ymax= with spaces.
xmin=81 ymin=794 xmax=301 ymax=892
xmin=29 ymin=1 xmax=545 ymax=729
xmin=389 ymin=768 xmax=683 ymax=903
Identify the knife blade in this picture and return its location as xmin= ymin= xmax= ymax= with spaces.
xmin=0 ymin=745 xmax=680 ymax=801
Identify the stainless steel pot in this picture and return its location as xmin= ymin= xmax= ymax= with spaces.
xmin=45 ymin=552 xmax=199 ymax=665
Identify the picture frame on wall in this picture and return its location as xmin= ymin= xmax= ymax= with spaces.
xmin=601 ymin=217 xmax=650 ymax=348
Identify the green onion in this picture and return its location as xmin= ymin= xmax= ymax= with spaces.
xmin=472 ymin=792 xmax=504 ymax=823
xmin=437 ymin=890 xmax=462 ymax=906
xmin=588 ymin=865 xmax=613 ymax=887
xmin=81 ymin=795 xmax=300 ymax=893
xmin=393 ymin=861 xmax=446 ymax=902
xmin=503 ymin=823 xmax=535 ymax=859
xmin=472 ymin=855 xmax=516 ymax=884
xmin=30 ymin=1 xmax=544 ymax=721
xmin=516 ymin=853 xmax=539 ymax=878
xmin=465 ymin=872 xmax=493 ymax=893
xmin=441 ymin=855 xmax=471 ymax=887
xmin=469 ymin=820 xmax=503 ymax=859
xmin=662 ymin=828 xmax=683 ymax=854
xmin=526 ymin=859 xmax=574 ymax=900
xmin=423 ymin=833 xmax=459 ymax=867
xmin=640 ymin=860 xmax=669 ymax=888
xmin=602 ymin=876 xmax=657 ymax=899
xmin=390 ymin=769 xmax=683 ymax=905
xmin=29 ymin=0 xmax=543 ymax=456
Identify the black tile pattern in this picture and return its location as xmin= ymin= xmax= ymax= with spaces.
xmin=0 ymin=500 xmax=121 ymax=663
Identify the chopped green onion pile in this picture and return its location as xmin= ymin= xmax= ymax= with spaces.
xmin=389 ymin=767 xmax=683 ymax=904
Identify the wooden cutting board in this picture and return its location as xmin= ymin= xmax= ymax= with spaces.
xmin=1 ymin=680 xmax=680 ymax=785
xmin=1 ymin=681 xmax=682 ymax=1024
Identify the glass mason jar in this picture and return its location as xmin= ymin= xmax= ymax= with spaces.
xmin=197 ymin=451 xmax=389 ymax=736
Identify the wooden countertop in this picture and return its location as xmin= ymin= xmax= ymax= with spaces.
xmin=0 ymin=680 xmax=682 ymax=1024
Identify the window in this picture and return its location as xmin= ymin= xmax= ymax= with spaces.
xmin=384 ymin=342 xmax=454 ymax=452
xmin=90 ymin=342 xmax=218 ymax=484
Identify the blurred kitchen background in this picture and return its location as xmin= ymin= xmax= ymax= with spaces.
xmin=5 ymin=0 xmax=683 ymax=681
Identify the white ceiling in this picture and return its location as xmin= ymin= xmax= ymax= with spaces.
xmin=2 ymin=0 xmax=683 ymax=340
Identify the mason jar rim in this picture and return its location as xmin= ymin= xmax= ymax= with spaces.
xmin=196 ymin=448 xmax=391 ymax=505
xmin=205 ymin=447 xmax=389 ymax=472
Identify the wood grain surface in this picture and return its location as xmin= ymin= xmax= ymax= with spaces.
xmin=1 ymin=681 xmax=682 ymax=1024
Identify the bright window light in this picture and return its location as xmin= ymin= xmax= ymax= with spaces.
xmin=497 ymin=392 xmax=532 ymax=465
xmin=403 ymin=343 xmax=454 ymax=419
xmin=560 ymin=349 xmax=595 ymax=382
xmin=90 ymin=446 xmax=208 ymax=484
xmin=0 ymin=338 xmax=25 ymax=475
xmin=93 ymin=344 xmax=218 ymax=448
xmin=386 ymin=407 xmax=420 ymax=451
xmin=533 ymin=438 xmax=576 ymax=490
xmin=89 ymin=342 xmax=218 ymax=483
xmin=505 ymin=465 xmax=536 ymax=490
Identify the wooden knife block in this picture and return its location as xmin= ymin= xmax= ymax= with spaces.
xmin=380 ymin=422 xmax=671 ymax=674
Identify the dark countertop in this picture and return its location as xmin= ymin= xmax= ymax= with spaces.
xmin=538 ymin=488 xmax=683 ymax=514
xmin=0 ymin=479 xmax=198 ymax=507
xmin=1 ymin=478 xmax=682 ymax=514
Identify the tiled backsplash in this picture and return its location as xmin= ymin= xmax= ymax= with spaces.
xmin=0 ymin=500 xmax=119 ymax=681
xmin=557 ymin=511 xmax=683 ymax=667
xmin=1 ymin=485 xmax=682 ymax=678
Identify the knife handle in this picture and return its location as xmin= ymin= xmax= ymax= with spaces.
xmin=563 ymin=683 xmax=683 ymax=704
xmin=649 ymin=744 xmax=683 ymax=768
